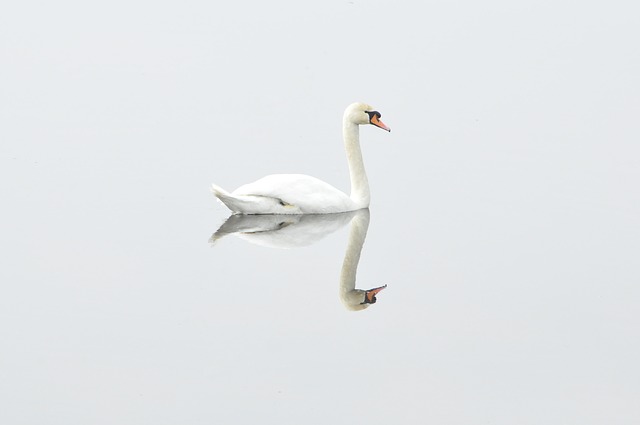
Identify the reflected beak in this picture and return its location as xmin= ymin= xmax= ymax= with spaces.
xmin=363 ymin=284 xmax=387 ymax=304
xmin=371 ymin=115 xmax=391 ymax=132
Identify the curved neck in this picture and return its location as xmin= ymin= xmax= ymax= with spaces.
xmin=339 ymin=209 xmax=370 ymax=310
xmin=343 ymin=119 xmax=370 ymax=208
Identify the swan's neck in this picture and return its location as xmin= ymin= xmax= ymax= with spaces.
xmin=339 ymin=210 xmax=370 ymax=310
xmin=343 ymin=120 xmax=370 ymax=208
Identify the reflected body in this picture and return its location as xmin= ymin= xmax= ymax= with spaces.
xmin=210 ymin=209 xmax=385 ymax=310
xmin=211 ymin=102 xmax=390 ymax=214
xmin=210 ymin=210 xmax=357 ymax=248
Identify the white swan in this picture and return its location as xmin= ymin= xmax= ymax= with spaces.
xmin=211 ymin=102 xmax=390 ymax=214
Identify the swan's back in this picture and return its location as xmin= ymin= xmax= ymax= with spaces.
xmin=233 ymin=174 xmax=356 ymax=214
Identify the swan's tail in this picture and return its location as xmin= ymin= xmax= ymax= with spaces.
xmin=210 ymin=183 xmax=231 ymax=199
xmin=211 ymin=183 xmax=262 ymax=214
xmin=211 ymin=184 xmax=240 ymax=212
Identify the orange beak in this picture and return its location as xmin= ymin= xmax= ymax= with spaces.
xmin=370 ymin=115 xmax=391 ymax=132
xmin=364 ymin=284 xmax=387 ymax=304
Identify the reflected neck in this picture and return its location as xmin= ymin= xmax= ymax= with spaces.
xmin=339 ymin=209 xmax=370 ymax=310
xmin=343 ymin=120 xmax=370 ymax=208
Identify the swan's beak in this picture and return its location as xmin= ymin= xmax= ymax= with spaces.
xmin=371 ymin=115 xmax=391 ymax=132
xmin=362 ymin=284 xmax=387 ymax=304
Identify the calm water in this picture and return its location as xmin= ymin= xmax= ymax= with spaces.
xmin=2 ymin=1 xmax=639 ymax=424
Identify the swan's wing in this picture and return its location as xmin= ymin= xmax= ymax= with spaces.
xmin=233 ymin=174 xmax=355 ymax=214
xmin=212 ymin=182 xmax=300 ymax=214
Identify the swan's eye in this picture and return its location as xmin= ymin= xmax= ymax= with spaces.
xmin=365 ymin=110 xmax=381 ymax=123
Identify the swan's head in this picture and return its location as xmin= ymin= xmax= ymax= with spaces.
xmin=341 ymin=284 xmax=388 ymax=311
xmin=344 ymin=102 xmax=391 ymax=132
xmin=362 ymin=284 xmax=387 ymax=305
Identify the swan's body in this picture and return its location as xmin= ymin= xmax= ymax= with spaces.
xmin=211 ymin=174 xmax=353 ymax=214
xmin=211 ymin=102 xmax=390 ymax=215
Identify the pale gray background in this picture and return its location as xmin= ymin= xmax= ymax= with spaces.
xmin=1 ymin=0 xmax=639 ymax=424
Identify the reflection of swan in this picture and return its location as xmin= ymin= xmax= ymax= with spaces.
xmin=338 ymin=209 xmax=386 ymax=311
xmin=210 ymin=209 xmax=386 ymax=310
xmin=211 ymin=102 xmax=391 ymax=215
xmin=209 ymin=211 xmax=356 ymax=248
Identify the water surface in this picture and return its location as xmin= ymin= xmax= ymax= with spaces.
xmin=1 ymin=1 xmax=639 ymax=424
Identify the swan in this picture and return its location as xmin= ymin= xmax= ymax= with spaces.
xmin=211 ymin=102 xmax=391 ymax=214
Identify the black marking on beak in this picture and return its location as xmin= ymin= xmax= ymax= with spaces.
xmin=365 ymin=111 xmax=381 ymax=123
xmin=360 ymin=285 xmax=387 ymax=304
